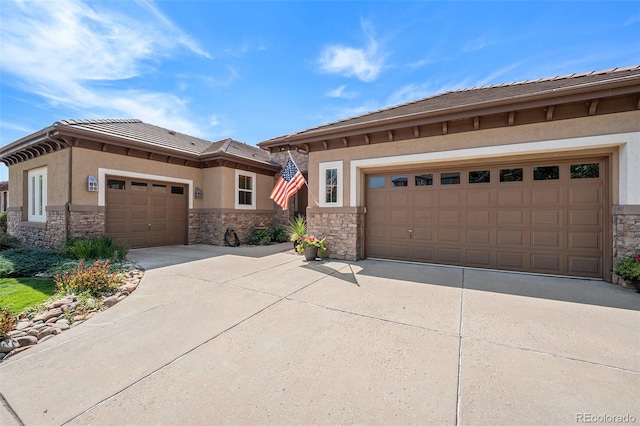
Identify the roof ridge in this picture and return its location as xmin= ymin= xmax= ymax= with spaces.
xmin=57 ymin=119 xmax=143 ymax=126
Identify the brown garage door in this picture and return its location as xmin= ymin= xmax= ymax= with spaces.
xmin=366 ymin=157 xmax=608 ymax=278
xmin=105 ymin=177 xmax=187 ymax=249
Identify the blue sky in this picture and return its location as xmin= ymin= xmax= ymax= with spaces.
xmin=1 ymin=1 xmax=639 ymax=181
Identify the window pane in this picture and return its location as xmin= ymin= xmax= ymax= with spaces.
xmin=570 ymin=163 xmax=599 ymax=179
xmin=415 ymin=174 xmax=433 ymax=186
xmin=38 ymin=175 xmax=43 ymax=215
xmin=441 ymin=172 xmax=460 ymax=185
xmin=392 ymin=176 xmax=408 ymax=187
xmin=469 ymin=170 xmax=490 ymax=184
xmin=324 ymin=168 xmax=338 ymax=203
xmin=171 ymin=186 xmax=184 ymax=195
xmin=500 ymin=168 xmax=523 ymax=182
xmin=329 ymin=186 xmax=337 ymax=203
xmin=131 ymin=181 xmax=148 ymax=191
xmin=239 ymin=190 xmax=252 ymax=205
xmin=239 ymin=175 xmax=253 ymax=190
xmin=533 ymin=166 xmax=559 ymax=181
xmin=107 ymin=179 xmax=126 ymax=190
xmin=31 ymin=176 xmax=36 ymax=216
xmin=325 ymin=169 xmax=337 ymax=186
xmin=152 ymin=184 xmax=167 ymax=193
xmin=369 ymin=177 xmax=385 ymax=188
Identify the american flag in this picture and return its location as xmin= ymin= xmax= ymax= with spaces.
xmin=270 ymin=158 xmax=306 ymax=210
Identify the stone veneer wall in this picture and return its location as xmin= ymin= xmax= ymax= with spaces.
xmin=7 ymin=206 xmax=67 ymax=249
xmin=68 ymin=206 xmax=105 ymax=239
xmin=191 ymin=210 xmax=275 ymax=245
xmin=612 ymin=205 xmax=640 ymax=287
xmin=306 ymin=207 xmax=365 ymax=261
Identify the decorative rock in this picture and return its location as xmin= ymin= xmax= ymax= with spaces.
xmin=31 ymin=322 xmax=46 ymax=329
xmin=36 ymin=327 xmax=57 ymax=340
xmin=120 ymin=283 xmax=137 ymax=293
xmin=46 ymin=316 xmax=58 ymax=324
xmin=16 ymin=336 xmax=38 ymax=347
xmin=33 ymin=307 xmax=63 ymax=323
xmin=103 ymin=295 xmax=120 ymax=307
xmin=16 ymin=321 xmax=32 ymax=330
xmin=37 ymin=335 xmax=55 ymax=344
xmin=51 ymin=299 xmax=72 ymax=308
xmin=27 ymin=329 xmax=40 ymax=337
xmin=7 ymin=330 xmax=26 ymax=338
xmin=54 ymin=320 xmax=70 ymax=330
xmin=0 ymin=339 xmax=19 ymax=353
xmin=4 ymin=346 xmax=32 ymax=359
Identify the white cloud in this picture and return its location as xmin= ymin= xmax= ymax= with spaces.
xmin=0 ymin=0 xmax=211 ymax=136
xmin=318 ymin=20 xmax=386 ymax=82
xmin=325 ymin=85 xmax=357 ymax=99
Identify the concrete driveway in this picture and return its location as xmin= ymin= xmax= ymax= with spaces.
xmin=1 ymin=243 xmax=638 ymax=425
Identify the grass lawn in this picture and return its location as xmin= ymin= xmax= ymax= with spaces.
xmin=0 ymin=277 xmax=57 ymax=315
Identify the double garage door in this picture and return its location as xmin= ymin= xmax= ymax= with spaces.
xmin=366 ymin=157 xmax=608 ymax=278
xmin=105 ymin=177 xmax=187 ymax=249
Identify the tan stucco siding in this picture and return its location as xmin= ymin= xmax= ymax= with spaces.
xmin=216 ymin=167 xmax=275 ymax=210
xmin=71 ymin=148 xmax=203 ymax=206
xmin=307 ymin=111 xmax=639 ymax=207
xmin=201 ymin=167 xmax=224 ymax=209
xmin=8 ymin=149 xmax=70 ymax=208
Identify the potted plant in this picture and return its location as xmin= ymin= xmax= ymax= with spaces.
xmin=287 ymin=216 xmax=307 ymax=250
xmin=296 ymin=235 xmax=326 ymax=261
xmin=613 ymin=253 xmax=640 ymax=292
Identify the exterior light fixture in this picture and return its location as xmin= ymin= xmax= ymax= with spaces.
xmin=87 ymin=175 xmax=98 ymax=192
xmin=195 ymin=187 xmax=202 ymax=199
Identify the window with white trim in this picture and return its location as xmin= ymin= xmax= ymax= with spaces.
xmin=319 ymin=161 xmax=343 ymax=207
xmin=28 ymin=167 xmax=47 ymax=222
xmin=235 ymin=170 xmax=256 ymax=209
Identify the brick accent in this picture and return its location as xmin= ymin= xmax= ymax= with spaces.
xmin=307 ymin=207 xmax=365 ymax=261
xmin=191 ymin=210 xmax=276 ymax=245
xmin=612 ymin=205 xmax=640 ymax=287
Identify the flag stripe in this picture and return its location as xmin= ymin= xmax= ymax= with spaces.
xmin=270 ymin=158 xmax=306 ymax=210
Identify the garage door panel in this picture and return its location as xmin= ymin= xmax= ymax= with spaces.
xmin=569 ymin=232 xmax=601 ymax=250
xmin=531 ymin=253 xmax=562 ymax=273
xmin=569 ymin=210 xmax=601 ymax=226
xmin=438 ymin=248 xmax=461 ymax=263
xmin=467 ymin=229 xmax=493 ymax=245
xmin=105 ymin=223 xmax=126 ymax=233
xmin=130 ymin=210 xmax=148 ymax=220
xmin=466 ymin=250 xmax=492 ymax=267
xmin=365 ymin=157 xmax=606 ymax=279
xmin=106 ymin=209 xmax=126 ymax=220
xmin=439 ymin=209 xmax=463 ymax=224
xmin=129 ymin=196 xmax=148 ymax=206
xmin=532 ymin=210 xmax=562 ymax=226
xmin=532 ymin=187 xmax=562 ymax=204
xmin=439 ymin=191 xmax=465 ymax=207
xmin=498 ymin=189 xmax=529 ymax=206
xmin=531 ymin=231 xmax=562 ymax=248
xmin=569 ymin=186 xmax=601 ymax=203
xmin=412 ymin=246 xmax=435 ymax=262
xmin=467 ymin=209 xmax=494 ymax=226
xmin=569 ymin=256 xmax=601 ymax=275
xmin=467 ymin=189 xmax=493 ymax=206
xmin=497 ymin=252 xmax=525 ymax=268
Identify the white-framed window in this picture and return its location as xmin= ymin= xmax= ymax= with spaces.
xmin=28 ymin=166 xmax=47 ymax=222
xmin=319 ymin=161 xmax=343 ymax=207
xmin=235 ymin=170 xmax=256 ymax=210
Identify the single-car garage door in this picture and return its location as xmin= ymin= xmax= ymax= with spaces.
xmin=366 ymin=157 xmax=608 ymax=278
xmin=105 ymin=177 xmax=187 ymax=249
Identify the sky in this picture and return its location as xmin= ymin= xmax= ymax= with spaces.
xmin=0 ymin=1 xmax=639 ymax=181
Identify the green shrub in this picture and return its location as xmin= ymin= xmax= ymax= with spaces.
xmin=268 ymin=227 xmax=287 ymax=243
xmin=250 ymin=229 xmax=272 ymax=245
xmin=0 ymin=248 xmax=68 ymax=278
xmin=614 ymin=254 xmax=640 ymax=281
xmin=0 ymin=211 xmax=7 ymax=233
xmin=0 ymin=305 xmax=17 ymax=338
xmin=55 ymin=259 xmax=121 ymax=296
xmin=64 ymin=236 xmax=128 ymax=261
xmin=0 ymin=232 xmax=21 ymax=251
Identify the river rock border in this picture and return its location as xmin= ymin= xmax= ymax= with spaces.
xmin=0 ymin=262 xmax=144 ymax=363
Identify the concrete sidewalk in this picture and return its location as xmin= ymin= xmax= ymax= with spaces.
xmin=1 ymin=243 xmax=638 ymax=425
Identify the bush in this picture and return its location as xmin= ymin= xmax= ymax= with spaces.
xmin=269 ymin=227 xmax=287 ymax=243
xmin=614 ymin=254 xmax=640 ymax=281
xmin=0 ymin=305 xmax=17 ymax=338
xmin=55 ymin=259 xmax=121 ymax=296
xmin=0 ymin=248 xmax=68 ymax=278
xmin=0 ymin=232 xmax=21 ymax=251
xmin=64 ymin=236 xmax=128 ymax=261
xmin=249 ymin=227 xmax=288 ymax=245
xmin=0 ymin=211 xmax=7 ymax=233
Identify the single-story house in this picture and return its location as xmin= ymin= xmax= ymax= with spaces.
xmin=0 ymin=119 xmax=308 ymax=249
xmin=260 ymin=66 xmax=640 ymax=282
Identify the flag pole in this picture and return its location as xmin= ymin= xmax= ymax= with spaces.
xmin=288 ymin=150 xmax=319 ymax=207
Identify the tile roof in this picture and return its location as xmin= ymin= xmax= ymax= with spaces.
xmin=263 ymin=65 xmax=640 ymax=143
xmin=53 ymin=119 xmax=277 ymax=165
